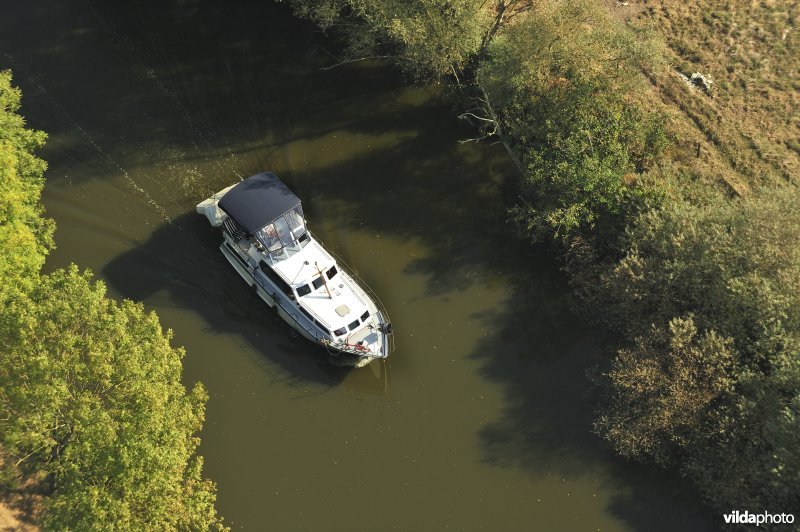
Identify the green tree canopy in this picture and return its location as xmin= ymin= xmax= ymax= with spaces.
xmin=0 ymin=70 xmax=53 ymax=300
xmin=478 ymin=0 xmax=667 ymax=247
xmin=592 ymin=185 xmax=800 ymax=510
xmin=1 ymin=266 xmax=225 ymax=531
xmin=284 ymin=0 xmax=497 ymax=78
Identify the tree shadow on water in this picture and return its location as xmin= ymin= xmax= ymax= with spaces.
xmin=465 ymin=241 xmax=718 ymax=531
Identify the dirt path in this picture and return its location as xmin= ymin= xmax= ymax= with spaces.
xmin=0 ymin=500 xmax=37 ymax=531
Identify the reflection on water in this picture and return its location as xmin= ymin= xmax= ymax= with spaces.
xmin=1 ymin=0 xmax=713 ymax=530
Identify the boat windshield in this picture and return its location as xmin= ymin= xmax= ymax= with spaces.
xmin=274 ymin=216 xmax=293 ymax=246
xmin=255 ymin=205 xmax=308 ymax=258
xmin=257 ymin=223 xmax=282 ymax=252
xmin=285 ymin=205 xmax=305 ymax=237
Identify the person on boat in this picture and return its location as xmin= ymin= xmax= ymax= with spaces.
xmin=260 ymin=223 xmax=281 ymax=251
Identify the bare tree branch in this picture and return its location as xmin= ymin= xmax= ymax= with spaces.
xmin=318 ymin=55 xmax=394 ymax=71
xmin=458 ymin=111 xmax=496 ymax=123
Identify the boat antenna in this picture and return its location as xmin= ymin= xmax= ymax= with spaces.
xmin=292 ymin=260 xmax=310 ymax=284
xmin=315 ymin=261 xmax=333 ymax=299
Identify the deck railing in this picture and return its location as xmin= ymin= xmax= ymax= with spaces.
xmin=268 ymin=282 xmax=386 ymax=357
xmin=312 ymin=232 xmax=396 ymax=356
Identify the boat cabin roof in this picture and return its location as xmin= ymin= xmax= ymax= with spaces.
xmin=218 ymin=172 xmax=301 ymax=234
xmin=271 ymin=239 xmax=335 ymax=289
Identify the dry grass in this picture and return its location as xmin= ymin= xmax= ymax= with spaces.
xmin=618 ymin=0 xmax=800 ymax=195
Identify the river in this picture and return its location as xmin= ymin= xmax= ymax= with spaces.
xmin=2 ymin=1 xmax=713 ymax=530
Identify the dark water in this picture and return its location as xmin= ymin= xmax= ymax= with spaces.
xmin=2 ymin=1 xmax=714 ymax=529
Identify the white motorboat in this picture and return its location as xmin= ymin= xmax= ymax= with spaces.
xmin=196 ymin=172 xmax=394 ymax=365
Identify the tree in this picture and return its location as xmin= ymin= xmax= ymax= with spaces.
xmin=598 ymin=185 xmax=800 ymax=343
xmin=477 ymin=0 xmax=667 ymax=248
xmin=591 ymin=185 xmax=800 ymax=510
xmin=510 ymin=83 xmax=666 ymax=246
xmin=0 ymin=70 xmax=53 ymax=300
xmin=283 ymin=0 xmax=496 ymax=78
xmin=596 ymin=316 xmax=735 ymax=465
xmin=1 ymin=267 xmax=225 ymax=531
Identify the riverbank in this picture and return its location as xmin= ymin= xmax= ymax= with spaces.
xmin=0 ymin=68 xmax=224 ymax=529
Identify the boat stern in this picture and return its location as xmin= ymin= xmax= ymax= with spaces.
xmin=196 ymin=184 xmax=237 ymax=227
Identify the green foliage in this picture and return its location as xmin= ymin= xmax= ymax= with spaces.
xmin=478 ymin=0 xmax=667 ymax=247
xmin=479 ymin=0 xmax=663 ymax=104
xmin=0 ymin=72 xmax=224 ymax=530
xmin=596 ymin=316 xmax=735 ymax=465
xmin=591 ymin=185 xmax=800 ymax=510
xmin=0 ymin=266 xmax=225 ymax=531
xmin=0 ymin=70 xmax=54 ymax=300
xmin=600 ymin=185 xmax=800 ymax=344
xmin=514 ymin=85 xmax=666 ymax=245
xmin=283 ymin=0 xmax=494 ymax=78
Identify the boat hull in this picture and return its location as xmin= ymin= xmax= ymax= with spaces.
xmin=219 ymin=242 xmax=388 ymax=366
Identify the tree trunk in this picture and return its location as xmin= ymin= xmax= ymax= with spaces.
xmin=477 ymin=83 xmax=525 ymax=176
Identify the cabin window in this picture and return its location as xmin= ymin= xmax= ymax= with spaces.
xmin=285 ymin=206 xmax=306 ymax=238
xmin=254 ymin=205 xmax=307 ymax=256
xmin=333 ymin=327 xmax=346 ymax=336
xmin=326 ymin=265 xmax=338 ymax=280
xmin=259 ymin=261 xmax=293 ymax=298
xmin=360 ymin=310 xmax=370 ymax=322
xmin=299 ymin=307 xmax=327 ymax=334
xmin=296 ymin=284 xmax=311 ymax=297
xmin=348 ymin=319 xmax=360 ymax=331
xmin=311 ymin=276 xmax=325 ymax=290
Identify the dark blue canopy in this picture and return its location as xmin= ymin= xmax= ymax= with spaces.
xmin=218 ymin=172 xmax=301 ymax=234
